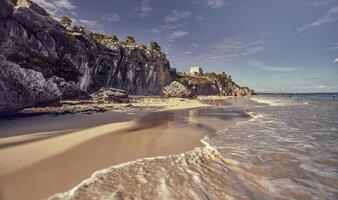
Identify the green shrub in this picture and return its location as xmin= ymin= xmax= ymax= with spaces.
xmin=150 ymin=41 xmax=161 ymax=51
xmin=60 ymin=16 xmax=72 ymax=27
xmin=125 ymin=35 xmax=136 ymax=44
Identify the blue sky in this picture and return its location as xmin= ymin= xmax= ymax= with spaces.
xmin=33 ymin=0 xmax=338 ymax=92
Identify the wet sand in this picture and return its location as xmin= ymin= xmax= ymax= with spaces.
xmin=0 ymin=100 xmax=211 ymax=200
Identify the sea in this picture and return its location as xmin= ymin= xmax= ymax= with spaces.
xmin=51 ymin=93 xmax=338 ymax=200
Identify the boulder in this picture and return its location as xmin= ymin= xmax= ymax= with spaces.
xmin=0 ymin=59 xmax=61 ymax=115
xmin=91 ymin=88 xmax=130 ymax=103
xmin=162 ymin=81 xmax=194 ymax=98
xmin=49 ymin=76 xmax=91 ymax=100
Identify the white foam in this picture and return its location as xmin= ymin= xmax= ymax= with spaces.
xmin=251 ymin=97 xmax=295 ymax=107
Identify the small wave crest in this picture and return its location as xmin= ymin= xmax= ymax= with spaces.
xmin=251 ymin=97 xmax=298 ymax=107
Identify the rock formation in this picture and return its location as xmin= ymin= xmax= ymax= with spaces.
xmin=0 ymin=0 xmax=171 ymax=95
xmin=165 ymin=73 xmax=256 ymax=97
xmin=162 ymin=81 xmax=194 ymax=98
xmin=0 ymin=0 xmax=171 ymax=114
xmin=91 ymin=88 xmax=130 ymax=103
xmin=0 ymin=0 xmax=255 ymax=115
xmin=0 ymin=59 xmax=61 ymax=115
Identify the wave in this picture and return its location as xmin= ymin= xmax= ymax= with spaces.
xmin=250 ymin=97 xmax=295 ymax=106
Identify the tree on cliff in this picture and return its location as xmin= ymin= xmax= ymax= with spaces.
xmin=111 ymin=34 xmax=119 ymax=42
xmin=150 ymin=41 xmax=161 ymax=51
xmin=124 ymin=35 xmax=136 ymax=44
xmin=60 ymin=16 xmax=72 ymax=27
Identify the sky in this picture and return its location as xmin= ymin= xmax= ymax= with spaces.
xmin=32 ymin=0 xmax=338 ymax=93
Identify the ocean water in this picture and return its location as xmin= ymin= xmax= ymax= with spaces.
xmin=51 ymin=94 xmax=338 ymax=200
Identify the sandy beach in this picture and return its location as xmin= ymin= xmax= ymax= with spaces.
xmin=0 ymin=97 xmax=211 ymax=200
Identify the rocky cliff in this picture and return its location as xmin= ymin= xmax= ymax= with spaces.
xmin=0 ymin=0 xmax=254 ymax=115
xmin=0 ymin=0 xmax=171 ymax=96
xmin=163 ymin=73 xmax=256 ymax=97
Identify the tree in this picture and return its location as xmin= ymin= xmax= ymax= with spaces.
xmin=150 ymin=41 xmax=161 ymax=51
xmin=60 ymin=16 xmax=72 ymax=27
xmin=125 ymin=35 xmax=136 ymax=44
xmin=111 ymin=34 xmax=119 ymax=42
xmin=139 ymin=44 xmax=147 ymax=49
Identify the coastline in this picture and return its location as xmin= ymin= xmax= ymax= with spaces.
xmin=0 ymin=97 xmax=212 ymax=200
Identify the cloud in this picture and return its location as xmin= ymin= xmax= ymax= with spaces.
xmin=167 ymin=37 xmax=265 ymax=69
xmin=334 ymin=58 xmax=338 ymax=63
xmin=195 ymin=15 xmax=204 ymax=21
xmin=133 ymin=0 xmax=152 ymax=17
xmin=164 ymin=10 xmax=192 ymax=23
xmin=249 ymin=61 xmax=299 ymax=72
xmin=31 ymin=0 xmax=75 ymax=14
xmin=169 ymin=30 xmax=189 ymax=39
xmin=191 ymin=43 xmax=199 ymax=48
xmin=299 ymin=6 xmax=338 ymax=31
xmin=304 ymin=76 xmax=321 ymax=80
xmin=100 ymin=12 xmax=120 ymax=22
xmin=206 ymin=0 xmax=226 ymax=9
xmin=151 ymin=28 xmax=160 ymax=33
xmin=299 ymin=0 xmax=335 ymax=7
xmin=79 ymin=19 xmax=101 ymax=31
xmin=196 ymin=37 xmax=264 ymax=62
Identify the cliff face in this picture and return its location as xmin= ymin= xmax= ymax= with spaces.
xmin=163 ymin=73 xmax=255 ymax=97
xmin=0 ymin=59 xmax=61 ymax=115
xmin=0 ymin=0 xmax=171 ymax=96
xmin=0 ymin=0 xmax=254 ymax=115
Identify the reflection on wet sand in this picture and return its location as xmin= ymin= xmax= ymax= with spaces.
xmin=0 ymin=106 xmax=248 ymax=200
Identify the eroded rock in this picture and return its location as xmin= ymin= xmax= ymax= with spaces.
xmin=91 ymin=88 xmax=130 ymax=103
xmin=162 ymin=81 xmax=194 ymax=98
xmin=0 ymin=59 xmax=61 ymax=115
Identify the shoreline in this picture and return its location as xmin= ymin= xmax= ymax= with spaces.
xmin=0 ymin=97 xmax=214 ymax=200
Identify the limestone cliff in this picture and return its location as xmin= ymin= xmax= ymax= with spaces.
xmin=0 ymin=0 xmax=255 ymax=115
xmin=0 ymin=0 xmax=171 ymax=96
xmin=163 ymin=73 xmax=256 ymax=97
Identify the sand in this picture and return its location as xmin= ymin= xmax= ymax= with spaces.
xmin=0 ymin=98 xmax=210 ymax=200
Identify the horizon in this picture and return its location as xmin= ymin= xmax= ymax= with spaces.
xmin=32 ymin=0 xmax=338 ymax=93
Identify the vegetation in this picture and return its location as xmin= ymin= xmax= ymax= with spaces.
xmin=139 ymin=44 xmax=147 ymax=49
xmin=150 ymin=41 xmax=161 ymax=51
xmin=60 ymin=16 xmax=72 ymax=27
xmin=175 ymin=75 xmax=213 ymax=86
xmin=91 ymin=32 xmax=119 ymax=44
xmin=204 ymin=72 xmax=231 ymax=82
xmin=125 ymin=35 xmax=136 ymax=44
xmin=111 ymin=34 xmax=119 ymax=42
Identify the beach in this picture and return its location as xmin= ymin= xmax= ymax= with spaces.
xmin=1 ymin=95 xmax=337 ymax=200
xmin=0 ymin=97 xmax=212 ymax=200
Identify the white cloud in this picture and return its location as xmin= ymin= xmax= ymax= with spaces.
xmin=31 ymin=0 xmax=75 ymax=13
xmin=164 ymin=10 xmax=192 ymax=23
xmin=249 ymin=61 xmax=299 ymax=72
xmin=197 ymin=37 xmax=264 ymax=61
xmin=299 ymin=0 xmax=335 ymax=7
xmin=169 ymin=30 xmax=189 ymax=39
xmin=79 ymin=19 xmax=101 ymax=31
xmin=167 ymin=37 xmax=265 ymax=69
xmin=133 ymin=0 xmax=152 ymax=17
xmin=191 ymin=43 xmax=199 ymax=48
xmin=330 ymin=43 xmax=338 ymax=50
xmin=206 ymin=0 xmax=226 ymax=9
xmin=299 ymin=6 xmax=338 ymax=31
xmin=151 ymin=28 xmax=160 ymax=33
xmin=334 ymin=58 xmax=338 ymax=63
xmin=100 ymin=12 xmax=120 ymax=22
xmin=195 ymin=15 xmax=204 ymax=21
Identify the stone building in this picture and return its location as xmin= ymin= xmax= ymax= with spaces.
xmin=189 ymin=67 xmax=203 ymax=76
